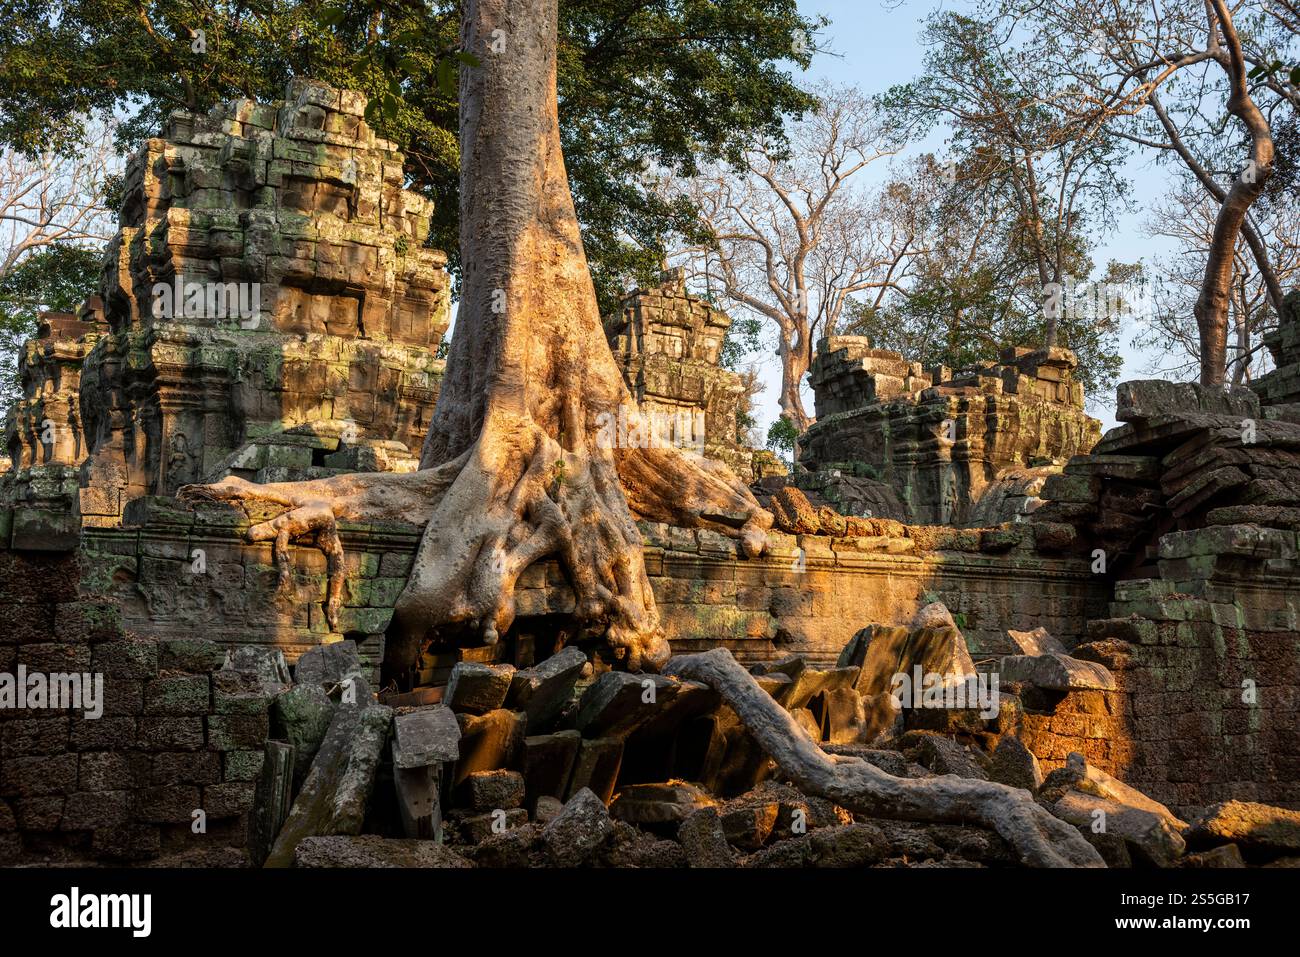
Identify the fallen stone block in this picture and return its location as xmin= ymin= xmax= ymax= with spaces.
xmin=565 ymin=737 xmax=623 ymax=804
xmin=807 ymin=823 xmax=888 ymax=867
xmin=541 ymin=788 xmax=614 ymax=866
xmin=677 ymin=806 xmax=736 ymax=867
xmin=1041 ymin=754 xmax=1186 ymax=830
xmin=988 ymin=735 xmax=1043 ymax=791
xmin=784 ymin=665 xmax=860 ymax=711
xmin=822 ymin=686 xmax=867 ymax=744
xmin=294 ymin=835 xmax=471 ymax=868
xmin=569 ymin=671 xmax=680 ymax=738
xmin=459 ymin=807 xmax=529 ymax=843
xmin=1187 ymin=801 xmax=1300 ymax=855
xmin=273 ymin=684 xmax=336 ymax=791
xmin=226 ymin=646 xmax=291 ymax=694
xmin=1051 ymin=790 xmax=1185 ymax=867
xmin=506 ymin=645 xmax=586 ymax=728
xmin=610 ymin=782 xmax=715 ymax=825
xmin=393 ymin=759 xmax=441 ymax=841
xmin=264 ymin=700 xmax=393 ymax=867
xmin=1182 ymin=844 xmax=1247 ymax=868
xmin=393 ymin=705 xmax=461 ymax=768
xmin=294 ymin=639 xmax=364 ymax=688
xmin=520 ymin=731 xmax=580 ymax=810
xmin=453 ymin=710 xmax=526 ymax=788
xmin=901 ymin=732 xmax=988 ymax=780
xmin=718 ymin=794 xmax=779 ymax=850
xmin=852 ymin=623 xmax=976 ymax=699
xmin=1006 ymin=626 xmax=1067 ymax=656
xmin=445 ymin=662 xmax=515 ymax=715
xmin=249 ymin=740 xmax=293 ymax=867
xmin=467 ymin=769 xmax=525 ymax=811
xmin=534 ymin=795 xmax=564 ymax=826
xmin=999 ymin=653 xmax=1116 ymax=692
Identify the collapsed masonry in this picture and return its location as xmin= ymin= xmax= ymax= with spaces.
xmin=603 ymin=267 xmax=783 ymax=483
xmin=794 ymin=337 xmax=1101 ymax=525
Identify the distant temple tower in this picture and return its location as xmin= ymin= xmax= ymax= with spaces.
xmin=603 ymin=267 xmax=781 ymax=482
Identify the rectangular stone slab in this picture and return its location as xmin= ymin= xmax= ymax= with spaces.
xmin=393 ymin=705 xmax=460 ymax=769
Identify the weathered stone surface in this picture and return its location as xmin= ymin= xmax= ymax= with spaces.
xmin=458 ymin=808 xmax=528 ymax=843
xmin=611 ymin=782 xmax=716 ymax=825
xmin=541 ymin=788 xmax=614 ymax=867
xmin=676 ymin=806 xmax=735 ymax=868
xmin=1038 ymin=754 xmax=1187 ymax=830
xmin=506 ymin=645 xmax=586 ymax=727
xmin=1182 ymin=844 xmax=1247 ymax=868
xmin=999 ymin=653 xmax=1116 ymax=692
xmin=294 ymin=640 xmax=365 ymax=689
xmin=1116 ymin=379 xmax=1259 ymax=422
xmin=265 ymin=701 xmax=392 ymax=867
xmin=272 ymin=683 xmax=335 ymax=790
xmin=533 ymin=795 xmax=564 ymax=826
xmin=1188 ymin=801 xmax=1300 ymax=854
xmin=227 ymin=647 xmax=291 ymax=693
xmin=392 ymin=705 xmax=460 ymax=768
xmin=718 ymin=794 xmax=780 ymax=850
xmin=988 ymin=735 xmax=1043 ymax=791
xmin=453 ymin=710 xmax=526 ymax=787
xmin=1051 ymin=790 xmax=1185 ymax=867
xmin=1006 ymin=626 xmax=1067 ymax=657
xmin=569 ymin=672 xmax=679 ymax=738
xmin=520 ymin=731 xmax=580 ymax=810
xmin=467 ymin=769 xmax=526 ymax=811
xmin=294 ymin=835 xmax=471 ymax=868
xmin=445 ymin=662 xmax=515 ymax=715
xmin=565 ymin=737 xmax=623 ymax=804
xmin=901 ymin=732 xmax=988 ymax=780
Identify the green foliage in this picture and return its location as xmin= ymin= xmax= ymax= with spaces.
xmin=0 ymin=0 xmax=821 ymax=315
xmin=0 ymin=243 xmax=102 ymax=411
xmin=765 ymin=415 xmax=798 ymax=462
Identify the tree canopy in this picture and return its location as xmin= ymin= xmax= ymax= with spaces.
xmin=0 ymin=0 xmax=822 ymax=313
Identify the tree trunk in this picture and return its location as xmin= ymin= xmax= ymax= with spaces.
xmin=778 ymin=341 xmax=812 ymax=433
xmin=1196 ymin=0 xmax=1274 ymax=388
xmin=182 ymin=0 xmax=772 ymax=675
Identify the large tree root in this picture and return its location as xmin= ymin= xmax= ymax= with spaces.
xmin=664 ymin=648 xmax=1105 ymax=867
xmin=179 ymin=430 xmax=770 ymax=672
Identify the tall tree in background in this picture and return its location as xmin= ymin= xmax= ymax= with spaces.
xmin=841 ymin=152 xmax=1127 ymax=402
xmin=883 ymin=10 xmax=1133 ymax=352
xmin=0 ymin=0 xmax=821 ymax=314
xmin=1139 ymin=182 xmax=1300 ymax=384
xmin=0 ymin=118 xmax=118 ymax=413
xmin=673 ymin=84 xmax=914 ymax=432
xmin=979 ymin=0 xmax=1294 ymax=387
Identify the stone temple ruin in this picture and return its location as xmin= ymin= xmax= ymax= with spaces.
xmin=1 ymin=81 xmax=1299 ymax=870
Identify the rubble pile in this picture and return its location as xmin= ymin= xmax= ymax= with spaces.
xmin=241 ymin=607 xmax=1298 ymax=869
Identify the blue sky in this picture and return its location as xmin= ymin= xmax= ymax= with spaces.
xmin=732 ymin=0 xmax=1180 ymax=432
